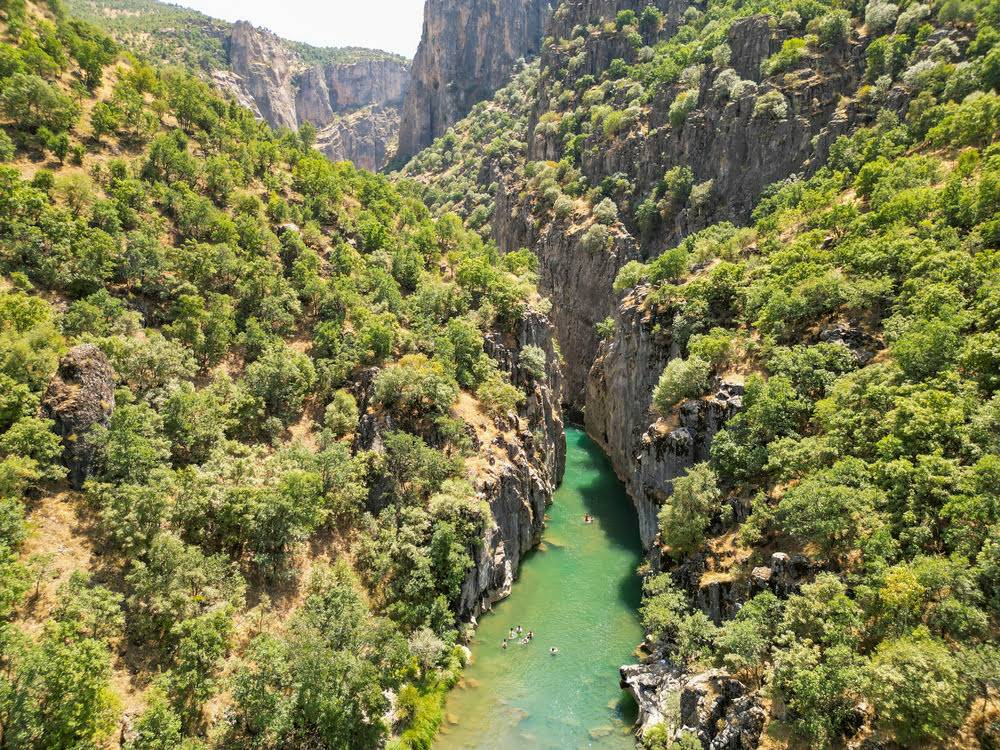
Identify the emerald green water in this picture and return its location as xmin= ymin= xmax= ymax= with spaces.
xmin=436 ymin=427 xmax=644 ymax=750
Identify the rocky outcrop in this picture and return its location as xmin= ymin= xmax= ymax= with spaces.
xmin=294 ymin=58 xmax=410 ymax=127
xmin=315 ymin=105 xmax=401 ymax=171
xmin=585 ymin=289 xmax=742 ymax=547
xmin=621 ymin=665 xmax=765 ymax=750
xmin=488 ymin=16 xmax=899 ymax=414
xmin=227 ymin=21 xmax=300 ymax=130
xmin=679 ymin=671 xmax=766 ymax=750
xmin=221 ymin=21 xmax=409 ymax=169
xmin=620 ymin=659 xmax=686 ymax=736
xmin=459 ymin=310 xmax=566 ymax=616
xmin=41 ymin=345 xmax=115 ymax=489
xmin=396 ymin=0 xmax=551 ymax=163
xmin=351 ymin=311 xmax=564 ymax=618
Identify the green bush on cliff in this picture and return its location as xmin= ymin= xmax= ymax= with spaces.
xmin=653 ymin=356 xmax=711 ymax=414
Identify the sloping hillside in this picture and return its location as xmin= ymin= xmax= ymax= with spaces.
xmin=65 ymin=0 xmax=411 ymax=169
xmin=0 ymin=1 xmax=563 ymax=747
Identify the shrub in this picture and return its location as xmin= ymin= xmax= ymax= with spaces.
xmin=868 ymin=631 xmax=968 ymax=744
xmin=518 ymin=345 xmax=547 ymax=379
xmin=652 ymin=356 xmax=711 ymax=414
xmin=324 ymin=390 xmax=359 ymax=438
xmin=0 ymin=129 xmax=14 ymax=160
xmin=580 ymin=223 xmax=610 ymax=252
xmin=865 ymin=1 xmax=899 ymax=35
xmin=658 ymin=463 xmax=720 ymax=556
xmin=762 ymin=38 xmax=809 ymax=75
xmin=596 ymin=317 xmax=616 ymax=339
xmin=554 ymin=194 xmax=574 ymax=219
xmin=476 ymin=372 xmax=524 ymax=417
xmin=668 ymin=89 xmax=698 ymax=127
xmin=593 ymin=197 xmax=618 ymax=225
xmin=753 ymin=90 xmax=789 ymax=119
xmin=895 ymin=3 xmax=929 ymax=35
xmin=815 ymin=10 xmax=851 ymax=46
xmin=613 ymin=260 xmax=649 ymax=293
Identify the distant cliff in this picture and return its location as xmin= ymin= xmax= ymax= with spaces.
xmin=395 ymin=0 xmax=551 ymax=163
xmin=218 ymin=21 xmax=409 ymax=170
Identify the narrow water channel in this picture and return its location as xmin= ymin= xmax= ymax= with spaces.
xmin=435 ymin=427 xmax=644 ymax=749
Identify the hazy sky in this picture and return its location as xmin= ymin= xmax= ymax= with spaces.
xmin=174 ymin=0 xmax=426 ymax=57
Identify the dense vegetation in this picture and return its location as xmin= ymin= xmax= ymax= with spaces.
xmin=617 ymin=9 xmax=1000 ymax=749
xmin=398 ymin=62 xmax=540 ymax=235
xmin=0 ymin=1 xmax=545 ymax=747
xmin=405 ymin=0 xmax=1000 ymax=744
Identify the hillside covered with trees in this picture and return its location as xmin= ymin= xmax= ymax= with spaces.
xmin=0 ymin=0 xmax=561 ymax=747
xmin=3 ymin=0 xmax=1000 ymax=745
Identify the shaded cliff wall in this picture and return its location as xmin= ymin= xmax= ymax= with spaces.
xmin=396 ymin=0 xmax=552 ymax=163
xmin=489 ymin=8 xmax=885 ymax=419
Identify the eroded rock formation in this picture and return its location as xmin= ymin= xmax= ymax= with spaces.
xmin=459 ymin=310 xmax=566 ymax=616
xmin=41 ymin=344 xmax=115 ymax=489
xmin=219 ymin=21 xmax=410 ymax=169
xmin=396 ymin=0 xmax=552 ymax=163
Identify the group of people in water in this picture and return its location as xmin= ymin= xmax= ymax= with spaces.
xmin=501 ymin=626 xmax=558 ymax=654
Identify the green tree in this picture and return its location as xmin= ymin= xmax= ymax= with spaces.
xmin=868 ymin=629 xmax=968 ymax=744
xmin=657 ymin=463 xmax=720 ymax=557
xmin=0 ymin=73 xmax=79 ymax=132
xmin=652 ymin=356 xmax=710 ymax=414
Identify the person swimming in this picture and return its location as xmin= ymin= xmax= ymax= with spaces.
xmin=502 ymin=639 xmax=507 ymax=650
xmin=516 ymin=625 xmax=523 ymax=635
xmin=549 ymin=647 xmax=559 ymax=654
xmin=583 ymin=514 xmax=593 ymax=524
xmin=527 ymin=630 xmax=533 ymax=640
xmin=521 ymin=637 xmax=530 ymax=645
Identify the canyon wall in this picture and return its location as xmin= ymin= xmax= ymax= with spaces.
xmin=218 ymin=21 xmax=410 ymax=169
xmin=396 ymin=0 xmax=552 ymax=163
xmin=460 ymin=310 xmax=567 ymax=616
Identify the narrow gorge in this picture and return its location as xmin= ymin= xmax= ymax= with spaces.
xmin=1 ymin=0 xmax=998 ymax=747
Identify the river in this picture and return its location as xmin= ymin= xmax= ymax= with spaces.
xmin=435 ymin=427 xmax=644 ymax=749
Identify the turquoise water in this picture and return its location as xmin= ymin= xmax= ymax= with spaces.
xmin=435 ymin=427 xmax=644 ymax=750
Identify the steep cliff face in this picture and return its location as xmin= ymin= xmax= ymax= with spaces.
xmin=459 ymin=311 xmax=566 ymax=616
xmin=315 ymin=105 xmax=401 ymax=171
xmin=585 ymin=288 xmax=742 ymax=547
xmin=493 ymin=175 xmax=639 ymax=411
xmin=505 ymin=14 xmax=887 ymax=418
xmin=222 ymin=21 xmax=409 ymax=169
xmin=396 ymin=0 xmax=552 ymax=163
xmin=227 ymin=20 xmax=300 ymax=130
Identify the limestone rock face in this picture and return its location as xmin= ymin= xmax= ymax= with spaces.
xmin=396 ymin=0 xmax=551 ymax=163
xmin=315 ymin=105 xmax=401 ymax=171
xmin=227 ymin=21 xmax=299 ymax=130
xmin=622 ymin=665 xmax=765 ymax=750
xmin=487 ymin=11 xmax=896 ymax=416
xmin=620 ymin=659 xmax=686 ymax=737
xmin=585 ymin=288 xmax=742 ymax=547
xmin=679 ymin=671 xmax=766 ymax=750
xmin=222 ymin=21 xmax=409 ymax=169
xmin=459 ymin=310 xmax=566 ymax=617
xmin=41 ymin=345 xmax=115 ymax=489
